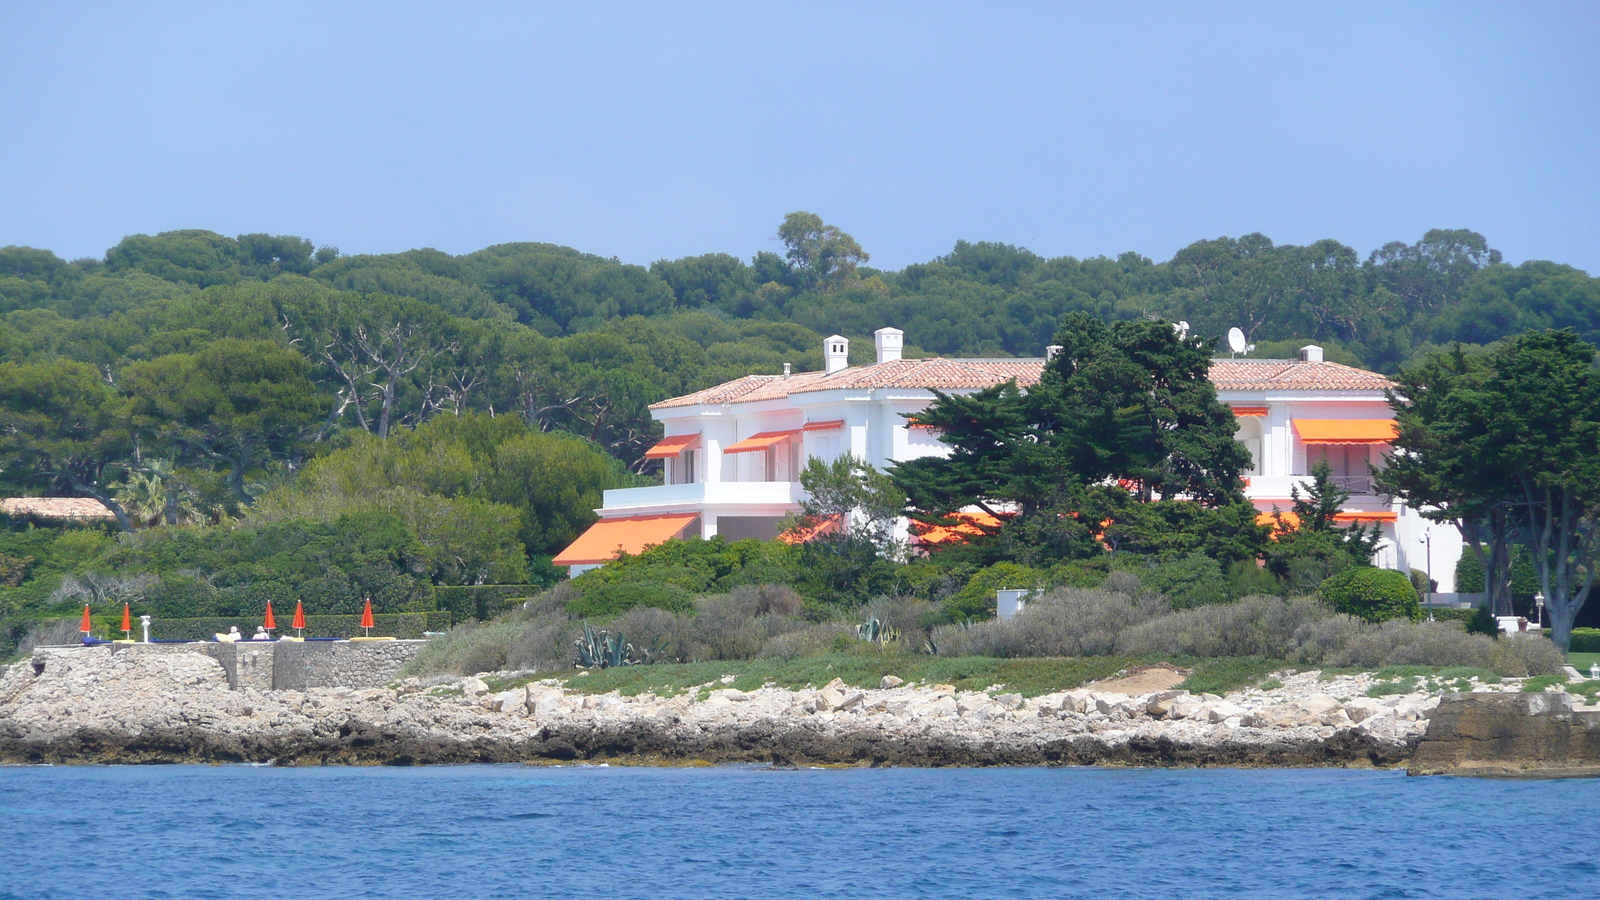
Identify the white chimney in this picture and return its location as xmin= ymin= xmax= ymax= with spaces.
xmin=873 ymin=327 xmax=903 ymax=364
xmin=824 ymin=334 xmax=850 ymax=374
xmin=1298 ymin=344 xmax=1324 ymax=363
xmin=1045 ymin=344 xmax=1063 ymax=362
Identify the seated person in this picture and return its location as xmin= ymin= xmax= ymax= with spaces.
xmin=253 ymin=626 xmax=270 ymax=641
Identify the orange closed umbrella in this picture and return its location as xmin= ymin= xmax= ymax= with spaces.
xmin=263 ymin=600 xmax=276 ymax=633
xmin=79 ymin=604 xmax=92 ymax=638
xmin=292 ymin=600 xmax=306 ymax=638
xmin=120 ymin=603 xmax=132 ymax=638
xmin=359 ymin=598 xmax=374 ymax=636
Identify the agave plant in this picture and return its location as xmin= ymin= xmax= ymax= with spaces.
xmin=856 ymin=615 xmax=900 ymax=645
xmin=574 ymin=623 xmax=639 ymax=669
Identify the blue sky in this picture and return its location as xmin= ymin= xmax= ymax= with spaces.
xmin=2 ymin=2 xmax=1596 ymax=272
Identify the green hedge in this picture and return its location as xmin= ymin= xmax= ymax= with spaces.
xmin=1318 ymin=567 xmax=1422 ymax=623
xmin=86 ymin=611 xmax=452 ymax=641
xmin=431 ymin=585 xmax=535 ymax=621
xmin=1571 ymin=628 xmax=1600 ymax=654
xmin=1422 ymin=608 xmax=1476 ymax=626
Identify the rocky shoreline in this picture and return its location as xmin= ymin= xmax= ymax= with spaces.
xmin=0 ymin=647 xmax=1441 ymax=769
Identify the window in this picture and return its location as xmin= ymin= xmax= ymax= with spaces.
xmin=1306 ymin=445 xmax=1372 ymax=494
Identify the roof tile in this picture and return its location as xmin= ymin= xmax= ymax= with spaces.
xmin=650 ymin=356 xmax=1391 ymax=410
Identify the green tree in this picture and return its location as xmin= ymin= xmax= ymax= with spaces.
xmin=776 ymin=212 xmax=869 ymax=292
xmin=123 ymin=339 xmax=322 ymax=506
xmin=0 ymin=359 xmax=135 ymax=530
xmin=895 ymin=313 xmax=1252 ymax=540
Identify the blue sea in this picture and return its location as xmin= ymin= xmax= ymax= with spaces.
xmin=0 ymin=764 xmax=1591 ymax=899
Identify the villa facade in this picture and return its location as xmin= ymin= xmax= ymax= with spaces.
xmin=553 ymin=328 xmax=1463 ymax=590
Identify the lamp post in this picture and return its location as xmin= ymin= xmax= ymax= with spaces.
xmin=139 ymin=615 xmax=151 ymax=643
xmin=1535 ymin=593 xmax=1545 ymax=629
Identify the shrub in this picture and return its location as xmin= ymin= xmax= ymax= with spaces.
xmin=1490 ymin=634 xmax=1566 ymax=678
xmin=1330 ymin=619 xmax=1494 ymax=669
xmin=944 ymin=563 xmax=1047 ymax=622
xmin=403 ymin=619 xmax=530 ymax=676
xmin=1569 ymin=627 xmax=1600 ymax=654
xmin=1115 ymin=595 xmax=1332 ymax=659
xmin=1318 ymin=567 xmax=1421 ymax=623
xmin=931 ymin=587 xmax=1169 ymax=658
xmin=760 ymin=622 xmax=856 ymax=660
xmin=1119 ymin=552 xmax=1231 ymax=608
xmin=566 ymin=582 xmax=694 ymax=618
xmin=432 ymin=585 xmax=536 ymax=621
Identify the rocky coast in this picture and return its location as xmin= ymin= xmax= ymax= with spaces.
xmin=0 ymin=646 xmax=1449 ymax=768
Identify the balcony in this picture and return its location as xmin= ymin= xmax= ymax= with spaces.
xmin=1246 ymin=474 xmax=1377 ymax=500
xmin=601 ymin=481 xmax=805 ymax=513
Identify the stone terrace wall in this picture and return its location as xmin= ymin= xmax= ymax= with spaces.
xmin=43 ymin=640 xmax=427 ymax=691
xmin=273 ymin=641 xmax=425 ymax=690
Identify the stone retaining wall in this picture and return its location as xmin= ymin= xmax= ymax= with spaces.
xmin=36 ymin=640 xmax=426 ymax=691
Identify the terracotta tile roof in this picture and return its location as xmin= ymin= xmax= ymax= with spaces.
xmin=651 ymin=356 xmax=1391 ymax=410
xmin=0 ymin=497 xmax=116 ymax=520
xmin=1208 ymin=359 xmax=1393 ymax=392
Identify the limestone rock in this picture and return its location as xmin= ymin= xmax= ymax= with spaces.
xmin=525 ymin=685 xmax=564 ymax=717
xmin=462 ymin=676 xmax=490 ymax=697
xmin=879 ymin=675 xmax=904 ymax=689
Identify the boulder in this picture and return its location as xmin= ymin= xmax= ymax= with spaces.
xmin=1093 ymin=693 xmax=1137 ymax=717
xmin=484 ymin=689 xmax=523 ymax=713
xmin=1167 ymin=695 xmax=1204 ymax=720
xmin=462 ymin=676 xmax=490 ymax=697
xmin=814 ymin=688 xmax=846 ymax=712
xmin=1343 ymin=697 xmax=1385 ymax=723
xmin=1203 ymin=701 xmax=1245 ymax=724
xmin=524 ymin=685 xmax=565 ymax=718
xmin=1145 ymin=690 xmax=1190 ymax=719
xmin=879 ymin=675 xmax=904 ymax=689
xmin=714 ymin=689 xmax=751 ymax=702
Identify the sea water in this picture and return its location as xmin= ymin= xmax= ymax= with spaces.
xmin=0 ymin=765 xmax=1592 ymax=899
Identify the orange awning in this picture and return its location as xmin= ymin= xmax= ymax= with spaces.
xmin=1255 ymin=509 xmax=1397 ymax=531
xmin=1232 ymin=406 xmax=1269 ymax=417
xmin=723 ymin=429 xmax=801 ymax=454
xmin=644 ymin=434 xmax=700 ymax=459
xmin=1294 ymin=419 xmax=1397 ymax=444
xmin=1334 ymin=510 xmax=1398 ymax=522
xmin=552 ymin=514 xmax=699 ymax=566
xmin=802 ymin=419 xmax=844 ymax=432
xmin=778 ymin=513 xmax=843 ymax=544
xmin=913 ymin=511 xmax=1006 ymax=546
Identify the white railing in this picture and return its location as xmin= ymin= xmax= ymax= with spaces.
xmin=601 ymin=481 xmax=804 ymax=511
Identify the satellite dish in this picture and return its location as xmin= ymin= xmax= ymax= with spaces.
xmin=1227 ymin=327 xmax=1247 ymax=355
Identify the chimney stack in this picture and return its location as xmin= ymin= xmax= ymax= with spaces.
xmin=873 ymin=327 xmax=903 ymax=364
xmin=1298 ymin=345 xmax=1324 ymax=363
xmin=824 ymin=335 xmax=850 ymax=375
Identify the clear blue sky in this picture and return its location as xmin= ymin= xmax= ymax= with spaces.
xmin=2 ymin=2 xmax=1596 ymax=273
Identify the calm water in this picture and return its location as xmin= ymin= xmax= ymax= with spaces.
xmin=0 ymin=764 xmax=1592 ymax=899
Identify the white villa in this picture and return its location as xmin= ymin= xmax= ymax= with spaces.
xmin=554 ymin=328 xmax=1463 ymax=590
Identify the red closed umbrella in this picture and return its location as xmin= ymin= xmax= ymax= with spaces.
xmin=79 ymin=604 xmax=92 ymax=638
xmin=263 ymin=600 xmax=276 ymax=633
xmin=359 ymin=598 xmax=374 ymax=636
xmin=120 ymin=603 xmax=132 ymax=638
xmin=292 ymin=600 xmax=306 ymax=638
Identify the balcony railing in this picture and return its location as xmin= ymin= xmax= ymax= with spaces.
xmin=601 ymin=481 xmax=804 ymax=511
xmin=1327 ymin=475 xmax=1374 ymax=495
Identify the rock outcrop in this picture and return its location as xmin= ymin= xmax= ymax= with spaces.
xmin=1408 ymin=692 xmax=1600 ymax=777
xmin=0 ymin=647 xmax=1431 ymax=768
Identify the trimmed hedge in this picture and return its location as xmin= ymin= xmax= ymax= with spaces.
xmin=1571 ymin=628 xmax=1600 ymax=654
xmin=1318 ymin=567 xmax=1422 ymax=623
xmin=86 ymin=611 xmax=452 ymax=641
xmin=1422 ymin=608 xmax=1476 ymax=626
xmin=431 ymin=585 xmax=536 ymax=622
